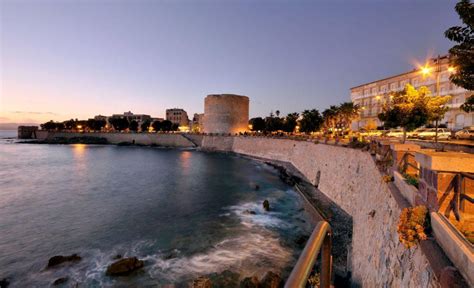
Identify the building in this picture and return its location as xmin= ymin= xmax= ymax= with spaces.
xmin=203 ymin=94 xmax=249 ymax=134
xmin=18 ymin=126 xmax=38 ymax=139
xmin=111 ymin=111 xmax=151 ymax=124
xmin=350 ymin=55 xmax=473 ymax=130
xmin=191 ymin=113 xmax=204 ymax=132
xmin=166 ymin=108 xmax=189 ymax=128
xmin=94 ymin=115 xmax=108 ymax=121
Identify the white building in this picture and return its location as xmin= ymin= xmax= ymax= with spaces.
xmin=350 ymin=55 xmax=473 ymax=130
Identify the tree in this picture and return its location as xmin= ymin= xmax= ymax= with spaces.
xmin=427 ymin=95 xmax=451 ymax=142
xmin=162 ymin=120 xmax=173 ymax=131
xmin=152 ymin=120 xmax=162 ymax=132
xmin=95 ymin=119 xmax=106 ymax=131
xmin=322 ymin=106 xmax=339 ymax=134
xmin=129 ymin=120 xmax=139 ymax=132
xmin=299 ymin=109 xmax=323 ymax=134
xmin=63 ymin=119 xmax=76 ymax=130
xmin=283 ymin=113 xmax=299 ymax=133
xmin=171 ymin=123 xmax=179 ymax=131
xmin=249 ymin=117 xmax=265 ymax=131
xmin=378 ymin=84 xmax=431 ymax=143
xmin=337 ymin=102 xmax=360 ymax=135
xmin=41 ymin=120 xmax=57 ymax=131
xmin=265 ymin=115 xmax=283 ymax=132
xmin=445 ymin=0 xmax=474 ymax=91
xmin=86 ymin=119 xmax=106 ymax=131
xmin=461 ymin=95 xmax=474 ymax=112
xmin=141 ymin=120 xmax=151 ymax=132
xmin=275 ymin=110 xmax=280 ymax=117
xmin=109 ymin=117 xmax=129 ymax=131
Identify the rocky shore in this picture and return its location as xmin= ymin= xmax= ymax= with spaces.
xmin=238 ymin=154 xmax=353 ymax=286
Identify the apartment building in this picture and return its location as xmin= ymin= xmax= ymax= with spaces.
xmin=350 ymin=55 xmax=473 ymax=130
xmin=166 ymin=108 xmax=189 ymax=127
xmin=111 ymin=111 xmax=152 ymax=124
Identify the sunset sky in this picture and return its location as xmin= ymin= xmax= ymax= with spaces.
xmin=0 ymin=0 xmax=460 ymax=124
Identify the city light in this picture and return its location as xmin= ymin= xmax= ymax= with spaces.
xmin=421 ymin=65 xmax=431 ymax=76
xmin=448 ymin=66 xmax=456 ymax=73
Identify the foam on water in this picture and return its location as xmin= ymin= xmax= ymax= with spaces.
xmin=1 ymin=146 xmax=311 ymax=286
xmin=63 ymin=199 xmax=297 ymax=285
xmin=146 ymin=231 xmax=293 ymax=282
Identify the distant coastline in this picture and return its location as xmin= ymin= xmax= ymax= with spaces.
xmin=0 ymin=123 xmax=39 ymax=130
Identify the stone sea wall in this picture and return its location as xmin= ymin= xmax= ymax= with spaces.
xmin=204 ymin=136 xmax=438 ymax=287
xmin=35 ymin=131 xmax=195 ymax=147
xmin=31 ymin=132 xmax=440 ymax=286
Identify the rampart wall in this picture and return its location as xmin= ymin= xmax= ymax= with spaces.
xmin=205 ymin=136 xmax=438 ymax=287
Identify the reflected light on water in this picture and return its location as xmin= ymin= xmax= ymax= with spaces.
xmin=72 ymin=144 xmax=86 ymax=157
xmin=180 ymin=151 xmax=191 ymax=170
xmin=72 ymin=144 xmax=87 ymax=176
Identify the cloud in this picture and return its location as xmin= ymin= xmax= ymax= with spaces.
xmin=10 ymin=111 xmax=59 ymax=115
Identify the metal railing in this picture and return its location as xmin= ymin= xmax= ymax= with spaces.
xmin=397 ymin=151 xmax=419 ymax=177
xmin=285 ymin=221 xmax=332 ymax=288
xmin=439 ymin=172 xmax=474 ymax=222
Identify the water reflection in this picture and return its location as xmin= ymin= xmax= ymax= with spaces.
xmin=72 ymin=144 xmax=87 ymax=177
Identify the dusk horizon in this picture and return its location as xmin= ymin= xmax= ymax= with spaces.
xmin=1 ymin=0 xmax=460 ymax=124
xmin=1 ymin=1 xmax=474 ymax=287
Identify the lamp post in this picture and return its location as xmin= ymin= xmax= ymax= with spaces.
xmin=420 ymin=56 xmax=456 ymax=143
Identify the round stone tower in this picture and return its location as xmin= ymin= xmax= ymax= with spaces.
xmin=203 ymin=94 xmax=249 ymax=134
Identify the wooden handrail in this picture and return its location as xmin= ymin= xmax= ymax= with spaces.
xmin=285 ymin=221 xmax=332 ymax=288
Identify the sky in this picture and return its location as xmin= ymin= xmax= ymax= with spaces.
xmin=0 ymin=0 xmax=462 ymax=124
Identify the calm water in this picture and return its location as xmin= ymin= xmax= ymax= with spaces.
xmin=0 ymin=133 xmax=311 ymax=287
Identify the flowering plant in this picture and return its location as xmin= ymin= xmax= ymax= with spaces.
xmin=397 ymin=205 xmax=428 ymax=248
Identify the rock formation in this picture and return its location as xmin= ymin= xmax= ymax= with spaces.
xmin=105 ymin=257 xmax=144 ymax=276
xmin=47 ymin=254 xmax=82 ymax=268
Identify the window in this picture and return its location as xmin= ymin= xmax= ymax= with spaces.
xmin=412 ymin=78 xmax=419 ymax=86
xmin=440 ymin=72 xmax=448 ymax=81
xmin=364 ymin=89 xmax=370 ymax=96
xmin=390 ymin=83 xmax=397 ymax=91
xmin=372 ymin=87 xmax=377 ymax=94
xmin=400 ymin=80 xmax=408 ymax=87
xmin=381 ymin=85 xmax=388 ymax=93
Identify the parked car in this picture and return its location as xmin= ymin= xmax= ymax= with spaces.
xmin=417 ymin=128 xmax=451 ymax=140
xmin=408 ymin=128 xmax=427 ymax=139
xmin=358 ymin=129 xmax=384 ymax=137
xmin=385 ymin=129 xmax=404 ymax=138
xmin=454 ymin=128 xmax=474 ymax=140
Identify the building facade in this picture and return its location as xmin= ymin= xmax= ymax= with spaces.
xmin=350 ymin=55 xmax=473 ymax=130
xmin=166 ymin=108 xmax=189 ymax=127
xmin=111 ymin=111 xmax=151 ymax=124
xmin=203 ymin=94 xmax=249 ymax=134
xmin=191 ymin=113 xmax=204 ymax=132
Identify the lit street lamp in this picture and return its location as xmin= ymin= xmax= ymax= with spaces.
xmin=419 ymin=55 xmax=457 ymax=142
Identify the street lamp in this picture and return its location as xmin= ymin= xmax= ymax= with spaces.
xmin=418 ymin=56 xmax=457 ymax=142
xmin=421 ymin=66 xmax=432 ymax=76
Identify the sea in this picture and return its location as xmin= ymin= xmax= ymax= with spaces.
xmin=0 ymin=130 xmax=312 ymax=287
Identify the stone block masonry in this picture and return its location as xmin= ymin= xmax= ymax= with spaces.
xmin=35 ymin=131 xmax=196 ymax=147
xmin=203 ymin=136 xmax=439 ymax=287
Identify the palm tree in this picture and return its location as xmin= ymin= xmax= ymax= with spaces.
xmin=338 ymin=102 xmax=360 ymax=135
xmin=322 ymin=106 xmax=339 ymax=135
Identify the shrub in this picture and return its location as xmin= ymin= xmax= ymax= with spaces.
xmin=452 ymin=221 xmax=474 ymax=245
xmin=397 ymin=205 xmax=428 ymax=248
xmin=403 ymin=174 xmax=419 ymax=188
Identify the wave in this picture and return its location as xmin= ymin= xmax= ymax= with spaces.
xmin=226 ymin=201 xmax=288 ymax=229
xmin=146 ymin=231 xmax=294 ymax=282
